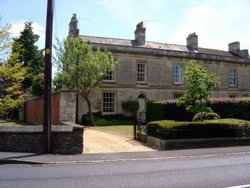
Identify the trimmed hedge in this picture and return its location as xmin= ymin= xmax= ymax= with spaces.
xmin=146 ymin=101 xmax=165 ymax=122
xmin=146 ymin=97 xmax=250 ymax=121
xmin=147 ymin=119 xmax=250 ymax=139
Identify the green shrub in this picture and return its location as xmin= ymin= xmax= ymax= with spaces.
xmin=81 ymin=112 xmax=133 ymax=126
xmin=147 ymin=119 xmax=250 ymax=139
xmin=81 ymin=112 xmax=102 ymax=125
xmin=122 ymin=100 xmax=139 ymax=113
xmin=146 ymin=101 xmax=165 ymax=122
xmin=147 ymin=98 xmax=250 ymax=121
xmin=193 ymin=112 xmax=220 ymax=121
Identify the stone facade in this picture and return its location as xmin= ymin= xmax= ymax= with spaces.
xmin=68 ymin=14 xmax=250 ymax=121
xmin=59 ymin=90 xmax=76 ymax=123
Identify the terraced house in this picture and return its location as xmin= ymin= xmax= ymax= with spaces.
xmin=68 ymin=14 xmax=250 ymax=120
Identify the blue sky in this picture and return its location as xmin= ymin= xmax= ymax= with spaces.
xmin=1 ymin=0 xmax=250 ymax=52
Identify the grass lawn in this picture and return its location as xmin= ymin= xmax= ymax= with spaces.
xmin=0 ymin=120 xmax=28 ymax=126
xmin=92 ymin=125 xmax=133 ymax=138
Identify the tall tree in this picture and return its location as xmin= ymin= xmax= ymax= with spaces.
xmin=0 ymin=63 xmax=26 ymax=119
xmin=8 ymin=21 xmax=44 ymax=96
xmin=55 ymin=37 xmax=116 ymax=126
xmin=177 ymin=61 xmax=219 ymax=120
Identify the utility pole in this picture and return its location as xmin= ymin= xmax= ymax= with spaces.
xmin=43 ymin=0 xmax=54 ymax=153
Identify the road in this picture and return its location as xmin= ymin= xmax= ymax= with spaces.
xmin=1 ymin=150 xmax=250 ymax=188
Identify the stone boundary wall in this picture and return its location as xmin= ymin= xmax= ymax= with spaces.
xmin=24 ymin=90 xmax=77 ymax=125
xmin=24 ymin=92 xmax=60 ymax=125
xmin=147 ymin=135 xmax=250 ymax=150
xmin=0 ymin=123 xmax=84 ymax=154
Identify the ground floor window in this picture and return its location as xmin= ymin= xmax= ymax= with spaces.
xmin=102 ymin=92 xmax=115 ymax=113
xmin=173 ymin=93 xmax=183 ymax=99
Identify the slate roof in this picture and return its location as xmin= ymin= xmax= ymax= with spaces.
xmin=80 ymin=35 xmax=236 ymax=57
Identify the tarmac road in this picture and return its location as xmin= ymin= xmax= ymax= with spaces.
xmin=1 ymin=147 xmax=250 ymax=188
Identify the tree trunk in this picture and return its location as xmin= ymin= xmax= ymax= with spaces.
xmin=84 ymin=96 xmax=95 ymax=126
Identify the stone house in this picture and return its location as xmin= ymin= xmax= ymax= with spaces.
xmin=68 ymin=14 xmax=250 ymax=122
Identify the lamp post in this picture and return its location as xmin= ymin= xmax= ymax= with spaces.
xmin=43 ymin=0 xmax=54 ymax=153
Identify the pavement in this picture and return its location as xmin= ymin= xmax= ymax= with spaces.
xmin=1 ymin=146 xmax=250 ymax=165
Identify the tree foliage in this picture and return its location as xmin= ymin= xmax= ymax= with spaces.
xmin=8 ymin=21 xmax=44 ymax=96
xmin=55 ymin=37 xmax=117 ymax=126
xmin=177 ymin=61 xmax=219 ymax=121
xmin=0 ymin=18 xmax=11 ymax=64
xmin=0 ymin=63 xmax=26 ymax=119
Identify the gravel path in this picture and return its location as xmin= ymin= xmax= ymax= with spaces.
xmin=83 ymin=128 xmax=155 ymax=153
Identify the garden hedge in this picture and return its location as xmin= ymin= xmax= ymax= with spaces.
xmin=147 ymin=119 xmax=250 ymax=139
xmin=146 ymin=101 xmax=165 ymax=122
xmin=146 ymin=97 xmax=250 ymax=121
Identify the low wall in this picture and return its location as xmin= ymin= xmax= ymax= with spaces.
xmin=147 ymin=136 xmax=250 ymax=150
xmin=0 ymin=123 xmax=84 ymax=154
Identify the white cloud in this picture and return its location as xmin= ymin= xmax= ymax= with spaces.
xmin=10 ymin=20 xmax=45 ymax=40
xmin=168 ymin=0 xmax=250 ymax=51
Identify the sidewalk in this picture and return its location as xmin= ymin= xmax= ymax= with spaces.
xmin=1 ymin=146 xmax=250 ymax=165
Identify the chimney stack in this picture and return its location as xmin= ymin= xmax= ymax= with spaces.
xmin=68 ymin=13 xmax=79 ymax=37
xmin=187 ymin=33 xmax=198 ymax=50
xmin=228 ymin=42 xmax=240 ymax=54
xmin=228 ymin=41 xmax=249 ymax=58
xmin=134 ymin=22 xmax=146 ymax=45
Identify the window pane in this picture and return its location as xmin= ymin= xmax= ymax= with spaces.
xmin=137 ymin=63 xmax=146 ymax=82
xmin=173 ymin=65 xmax=182 ymax=84
xmin=102 ymin=92 xmax=115 ymax=113
xmin=228 ymin=69 xmax=237 ymax=86
xmin=103 ymin=70 xmax=115 ymax=81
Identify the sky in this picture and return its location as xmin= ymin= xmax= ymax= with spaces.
xmin=1 ymin=0 xmax=250 ymax=55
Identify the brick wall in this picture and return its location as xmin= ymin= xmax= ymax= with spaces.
xmin=24 ymin=92 xmax=60 ymax=125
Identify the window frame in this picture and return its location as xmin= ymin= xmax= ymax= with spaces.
xmin=172 ymin=64 xmax=183 ymax=85
xmin=228 ymin=68 xmax=237 ymax=87
xmin=173 ymin=93 xmax=183 ymax=99
xmin=102 ymin=92 xmax=116 ymax=114
xmin=137 ymin=63 xmax=147 ymax=83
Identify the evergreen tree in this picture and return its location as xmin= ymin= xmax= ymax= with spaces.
xmin=8 ymin=21 xmax=44 ymax=96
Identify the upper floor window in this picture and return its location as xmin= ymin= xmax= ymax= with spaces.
xmin=102 ymin=92 xmax=115 ymax=114
xmin=103 ymin=70 xmax=115 ymax=81
xmin=172 ymin=65 xmax=183 ymax=85
xmin=228 ymin=69 xmax=237 ymax=87
xmin=137 ymin=63 xmax=147 ymax=83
